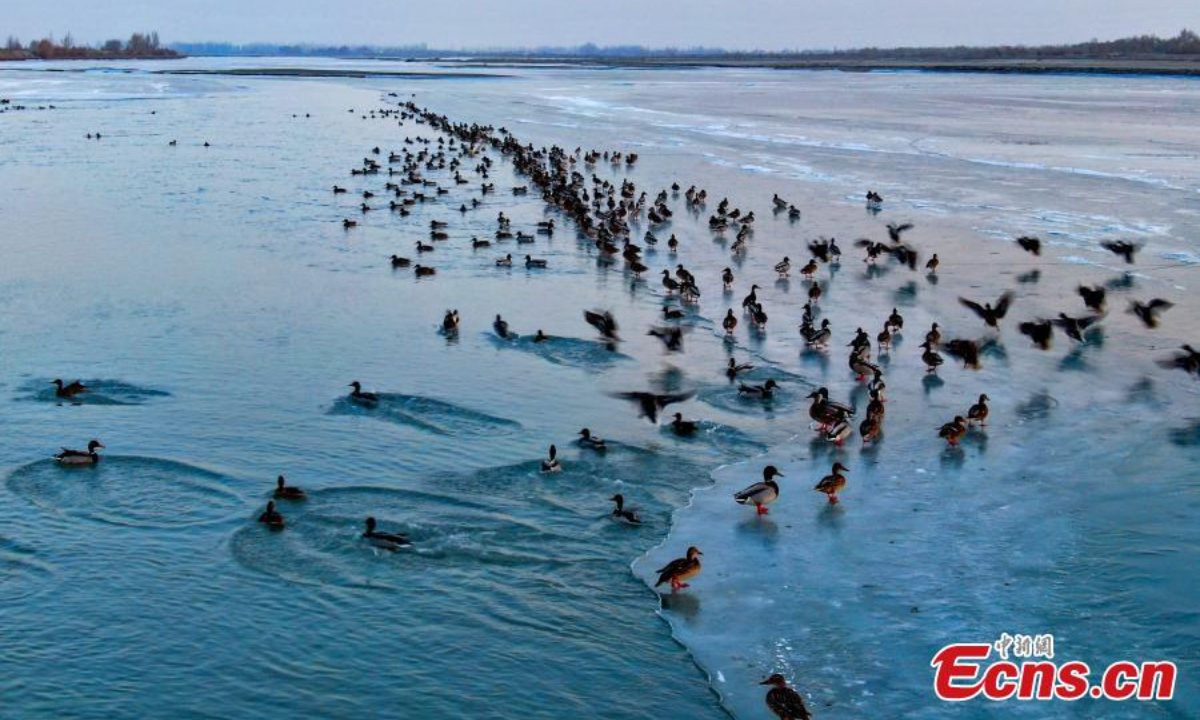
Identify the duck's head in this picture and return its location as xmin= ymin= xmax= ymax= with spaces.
xmin=88 ymin=440 xmax=105 ymax=452
xmin=365 ymin=516 xmax=377 ymax=532
xmin=979 ymin=394 xmax=990 ymax=403
xmin=277 ymin=475 xmax=286 ymax=489
xmin=349 ymin=381 xmax=362 ymax=391
xmin=266 ymin=500 xmax=276 ymax=513
xmin=673 ymin=412 xmax=684 ymax=421
xmin=51 ymin=379 xmax=64 ymax=388
xmin=685 ymin=546 xmax=703 ymax=559
xmin=764 ymin=379 xmax=779 ymax=390
xmin=610 ymin=493 xmax=624 ymax=506
xmin=760 ymin=674 xmax=788 ymax=688
xmin=832 ymin=462 xmax=850 ymax=473
xmin=763 ymin=465 xmax=784 ymax=480
xmin=579 ymin=428 xmax=591 ymax=439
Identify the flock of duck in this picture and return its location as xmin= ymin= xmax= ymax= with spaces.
xmin=46 ymin=94 xmax=1196 ymax=720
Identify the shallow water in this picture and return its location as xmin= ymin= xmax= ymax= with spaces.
xmin=1 ymin=58 xmax=1197 ymax=719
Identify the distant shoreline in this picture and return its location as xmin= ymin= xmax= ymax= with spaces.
xmin=441 ymin=56 xmax=1200 ymax=77
xmin=156 ymin=67 xmax=508 ymax=79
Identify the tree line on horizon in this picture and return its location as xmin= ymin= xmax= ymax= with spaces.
xmin=0 ymin=31 xmax=180 ymax=61
xmin=169 ymin=30 xmax=1199 ymax=61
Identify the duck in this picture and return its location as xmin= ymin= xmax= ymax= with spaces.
xmin=525 ymin=255 xmax=548 ymax=269
xmin=920 ymin=341 xmax=944 ymax=373
xmin=939 ymin=416 xmax=969 ymax=446
xmin=814 ymin=463 xmax=849 ymax=504
xmin=1051 ymin=313 xmax=1099 ymax=342
xmin=390 ymin=255 xmax=411 ymax=268
xmin=774 ymin=256 xmax=792 ymax=277
xmin=1157 ymin=345 xmax=1199 ymax=378
xmin=1016 ymin=236 xmax=1042 ymax=256
xmin=850 ymin=353 xmax=880 ymax=383
xmin=442 ymin=309 xmax=460 ymax=333
xmin=342 ymin=219 xmax=358 ymax=228
xmin=54 ymin=439 xmax=105 ymax=466
xmin=363 ymin=516 xmax=410 ymax=549
xmin=726 ymin=358 xmax=754 ymax=378
xmin=1129 ymin=298 xmax=1173 ymax=329
xmin=493 ymin=314 xmax=511 ymax=339
xmin=661 ymin=269 xmax=680 ymax=293
xmin=805 ymin=319 xmax=832 ymax=347
xmin=1101 ymin=240 xmax=1138 ymax=264
xmin=722 ymin=267 xmax=734 ymax=289
xmin=877 ymin=324 xmax=892 ymax=351
xmin=859 ymin=414 xmax=882 ymax=446
xmin=348 ymin=381 xmax=379 ymax=404
xmin=960 ymin=292 xmax=1015 ymax=328
xmin=273 ymin=475 xmax=306 ymax=500
xmin=609 ymin=391 xmax=694 ymax=423
xmin=944 ymin=338 xmax=982 ymax=369
xmin=720 ymin=309 xmax=738 ymax=335
xmin=1018 ymin=319 xmax=1054 ymax=349
xmin=257 ymin=500 xmax=285 ymax=530
xmin=967 ymin=394 xmax=990 ymax=426
xmin=760 ymin=674 xmax=812 ymax=720
xmin=738 ymin=379 xmax=778 ymax=399
xmin=741 ymin=284 xmax=760 ymax=310
xmin=1077 ymin=285 xmax=1106 ymax=312
xmin=496 ymin=253 xmax=514 ymax=267
xmin=663 ymin=305 xmax=685 ymax=321
xmin=925 ymin=323 xmax=942 ymax=346
xmin=610 ymin=494 xmax=642 ymax=525
xmin=925 ymin=253 xmax=940 ymax=274
xmin=654 ymin=546 xmax=703 ymax=591
xmin=887 ymin=308 xmax=904 ymax=333
xmin=541 ymin=445 xmax=562 ymax=473
xmin=808 ymin=388 xmax=855 ymax=429
xmin=733 ymin=465 xmax=784 ymax=515
xmin=471 ymin=237 xmax=492 ymax=249
xmin=533 ymin=329 xmax=550 ymax=343
xmin=670 ymin=412 xmax=698 ymax=436
xmin=50 ymin=379 xmax=87 ymax=398
xmin=413 ymin=264 xmax=436 ymax=277
xmin=577 ymin=428 xmax=607 ymax=451
xmin=799 ymin=258 xmax=819 ymax=278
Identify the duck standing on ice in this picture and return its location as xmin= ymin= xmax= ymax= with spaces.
xmin=734 ymin=466 xmax=784 ymax=515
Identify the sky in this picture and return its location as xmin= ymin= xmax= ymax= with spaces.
xmin=4 ymin=0 xmax=1198 ymax=50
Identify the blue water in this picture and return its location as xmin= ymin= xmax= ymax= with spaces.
xmin=1 ymin=57 xmax=1197 ymax=719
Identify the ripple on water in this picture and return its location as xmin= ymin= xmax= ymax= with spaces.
xmin=17 ymin=379 xmax=171 ymax=406
xmin=488 ymin=333 xmax=633 ymax=369
xmin=696 ymin=377 xmax=809 ymax=416
xmin=5 ymin=457 xmax=244 ymax=529
xmin=230 ymin=484 xmax=577 ymax=589
xmin=0 ymin=536 xmax=54 ymax=602
xmin=327 ymin=393 xmax=521 ymax=435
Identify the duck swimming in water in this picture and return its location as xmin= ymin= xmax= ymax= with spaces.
xmin=50 ymin=379 xmax=88 ymax=398
xmin=610 ymin=494 xmax=642 ymax=525
xmin=654 ymin=546 xmax=702 ymax=591
xmin=55 ymin=439 xmax=104 ymax=466
xmin=541 ymin=445 xmax=562 ymax=473
xmin=734 ymin=465 xmax=784 ymax=515
xmin=273 ymin=475 xmax=306 ymax=500
xmin=670 ymin=412 xmax=699 ymax=437
xmin=726 ymin=358 xmax=754 ymax=378
xmin=363 ymin=516 xmax=410 ymax=550
xmin=967 ymin=394 xmax=990 ymax=426
xmin=939 ymin=416 xmax=968 ymax=446
xmin=739 ymin=379 xmax=778 ymax=399
xmin=814 ymin=463 xmax=849 ymax=505
xmin=348 ymin=381 xmax=379 ymax=404
xmin=577 ymin=428 xmax=607 ymax=451
xmin=493 ymin=314 xmax=511 ymax=338
xmin=258 ymin=501 xmax=285 ymax=530
xmin=390 ymin=255 xmax=411 ymax=268
xmin=442 ymin=309 xmax=460 ymax=333
xmin=760 ymin=674 xmax=811 ymax=720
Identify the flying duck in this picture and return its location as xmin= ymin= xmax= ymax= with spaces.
xmin=1101 ymin=240 xmax=1138 ymax=264
xmin=1052 ymin=313 xmax=1100 ymax=342
xmin=1077 ymin=285 xmax=1106 ymax=312
xmin=1018 ymin=319 xmax=1053 ymax=349
xmin=734 ymin=465 xmax=784 ymax=515
xmin=1129 ymin=299 xmax=1173 ymax=328
xmin=55 ymin=439 xmax=105 ymax=466
xmin=610 ymin=494 xmax=642 ymax=525
xmin=273 ymin=475 xmax=306 ymax=500
xmin=654 ymin=546 xmax=702 ymax=591
xmin=1016 ymin=236 xmax=1041 ymax=256
xmin=610 ymin=391 xmax=694 ymax=423
xmin=959 ymin=291 xmax=1014 ymax=328
xmin=814 ymin=463 xmax=849 ymax=504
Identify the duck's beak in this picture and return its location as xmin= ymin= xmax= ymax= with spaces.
xmin=759 ymin=678 xmax=772 ymax=685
